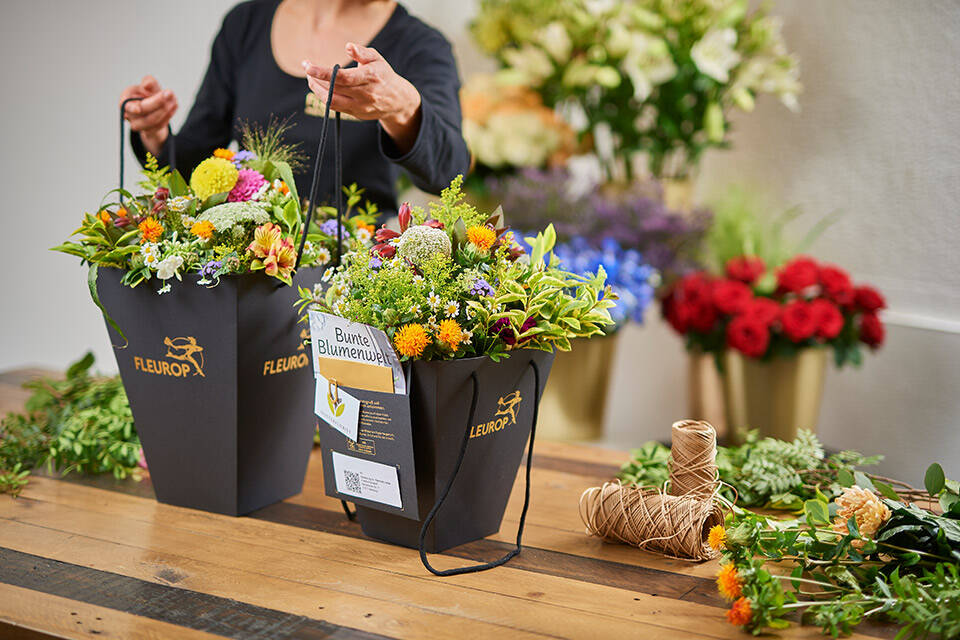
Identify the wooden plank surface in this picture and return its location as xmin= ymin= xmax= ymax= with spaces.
xmin=0 ymin=369 xmax=898 ymax=640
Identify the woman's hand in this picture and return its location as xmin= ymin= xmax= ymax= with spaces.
xmin=119 ymin=76 xmax=178 ymax=157
xmin=302 ymin=43 xmax=422 ymax=154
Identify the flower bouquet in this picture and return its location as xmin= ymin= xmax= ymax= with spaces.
xmin=52 ymin=120 xmax=370 ymax=516
xmin=299 ymin=176 xmax=615 ymax=553
xmin=662 ymin=254 xmax=887 ymax=441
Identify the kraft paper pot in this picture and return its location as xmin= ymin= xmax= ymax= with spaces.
xmin=97 ymin=267 xmax=321 ymax=516
xmin=721 ymin=347 xmax=828 ymax=443
xmin=355 ymin=349 xmax=555 ymax=553
xmin=536 ymin=335 xmax=618 ymax=442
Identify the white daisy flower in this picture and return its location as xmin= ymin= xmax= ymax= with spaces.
xmin=140 ymin=242 xmax=160 ymax=270
xmin=444 ymin=300 xmax=460 ymax=318
xmin=427 ymin=290 xmax=442 ymax=311
xmin=413 ymin=274 xmax=424 ymax=283
xmin=427 ymin=315 xmax=440 ymax=332
xmin=409 ymin=303 xmax=422 ymax=316
xmin=462 ymin=330 xmax=473 ymax=345
xmin=317 ymin=246 xmax=332 ymax=265
xmin=355 ymin=227 xmax=372 ymax=244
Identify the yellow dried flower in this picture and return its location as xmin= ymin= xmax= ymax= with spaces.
xmin=437 ymin=319 xmax=464 ymax=351
xmin=393 ymin=324 xmax=430 ymax=358
xmin=707 ymin=524 xmax=727 ymax=551
xmin=466 ymin=225 xmax=497 ymax=252
xmin=832 ymin=485 xmax=891 ymax=542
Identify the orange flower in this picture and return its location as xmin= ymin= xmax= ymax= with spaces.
xmin=708 ymin=525 xmax=727 ymax=551
xmin=393 ymin=324 xmax=430 ymax=358
xmin=726 ymin=597 xmax=753 ymax=626
xmin=190 ymin=220 xmax=215 ymax=240
xmin=213 ymin=148 xmax=235 ymax=161
xmin=466 ymin=225 xmax=497 ymax=252
xmin=357 ymin=221 xmax=375 ymax=234
xmin=263 ymin=238 xmax=296 ymax=282
xmin=97 ymin=209 xmax=111 ymax=225
xmin=138 ymin=217 xmax=163 ymax=243
xmin=247 ymin=223 xmax=284 ymax=258
xmin=277 ymin=180 xmax=290 ymax=195
xmin=716 ymin=564 xmax=743 ymax=601
xmin=437 ymin=319 xmax=464 ymax=351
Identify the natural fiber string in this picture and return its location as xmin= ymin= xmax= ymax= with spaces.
xmin=578 ymin=481 xmax=725 ymax=561
xmin=667 ymin=420 xmax=718 ymax=498
xmin=578 ymin=420 xmax=729 ymax=561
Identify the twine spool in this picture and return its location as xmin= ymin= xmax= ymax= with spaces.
xmin=668 ymin=420 xmax=718 ymax=498
xmin=578 ymin=481 xmax=725 ymax=561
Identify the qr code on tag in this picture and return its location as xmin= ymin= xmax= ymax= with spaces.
xmin=343 ymin=470 xmax=362 ymax=495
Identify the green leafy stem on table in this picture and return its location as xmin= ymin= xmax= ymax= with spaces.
xmin=0 ymin=353 xmax=141 ymax=496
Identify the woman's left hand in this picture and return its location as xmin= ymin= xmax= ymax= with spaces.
xmin=303 ymin=43 xmax=422 ymax=154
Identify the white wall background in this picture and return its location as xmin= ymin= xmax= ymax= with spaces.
xmin=1 ymin=1 xmax=957 ymax=485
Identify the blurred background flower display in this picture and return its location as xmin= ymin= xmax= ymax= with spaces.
xmin=470 ymin=0 xmax=800 ymax=181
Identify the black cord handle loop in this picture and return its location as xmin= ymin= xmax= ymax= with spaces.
xmin=418 ymin=360 xmax=542 ymax=576
xmin=296 ymin=64 xmax=342 ymax=270
xmin=119 ymin=97 xmax=176 ymax=197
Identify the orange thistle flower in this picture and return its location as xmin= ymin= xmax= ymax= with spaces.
xmin=726 ymin=597 xmax=753 ymax=626
xmin=138 ymin=217 xmax=163 ymax=243
xmin=190 ymin=220 xmax=215 ymax=240
xmin=716 ymin=564 xmax=743 ymax=601
xmin=393 ymin=324 xmax=430 ymax=358
xmin=707 ymin=525 xmax=727 ymax=551
xmin=466 ymin=225 xmax=497 ymax=252
xmin=213 ymin=148 xmax=235 ymax=161
xmin=97 ymin=209 xmax=111 ymax=225
xmin=437 ymin=319 xmax=464 ymax=351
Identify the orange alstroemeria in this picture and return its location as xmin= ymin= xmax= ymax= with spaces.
xmin=262 ymin=238 xmax=297 ymax=282
xmin=248 ymin=223 xmax=285 ymax=258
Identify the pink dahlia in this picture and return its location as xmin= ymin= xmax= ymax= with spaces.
xmin=227 ymin=168 xmax=268 ymax=202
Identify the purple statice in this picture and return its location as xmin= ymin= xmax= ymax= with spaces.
xmin=484 ymin=168 xmax=711 ymax=280
xmin=553 ymin=237 xmax=658 ymax=329
xmin=469 ymin=277 xmax=496 ymax=297
xmin=232 ymin=150 xmax=256 ymax=166
xmin=320 ymin=219 xmax=349 ymax=238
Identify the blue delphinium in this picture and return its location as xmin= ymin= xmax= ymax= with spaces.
xmin=553 ymin=237 xmax=658 ymax=330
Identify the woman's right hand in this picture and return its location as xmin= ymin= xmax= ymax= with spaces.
xmin=120 ymin=76 xmax=178 ymax=157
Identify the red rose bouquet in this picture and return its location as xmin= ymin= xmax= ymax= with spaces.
xmin=662 ymin=255 xmax=886 ymax=366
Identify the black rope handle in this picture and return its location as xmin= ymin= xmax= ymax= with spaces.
xmin=296 ymin=64 xmax=342 ymax=270
xmin=120 ymin=97 xmax=176 ymax=197
xmin=418 ymin=360 xmax=542 ymax=576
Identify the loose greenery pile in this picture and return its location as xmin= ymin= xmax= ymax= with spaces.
xmin=714 ymin=465 xmax=960 ymax=637
xmin=618 ymin=430 xmax=904 ymax=511
xmin=0 ymin=353 xmax=141 ymax=496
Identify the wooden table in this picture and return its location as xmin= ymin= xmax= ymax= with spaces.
xmin=0 ymin=370 xmax=894 ymax=640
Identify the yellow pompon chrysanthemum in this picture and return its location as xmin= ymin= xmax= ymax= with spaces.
xmin=716 ymin=564 xmax=743 ymax=601
xmin=138 ymin=217 xmax=163 ymax=243
xmin=707 ymin=524 xmax=726 ymax=551
xmin=393 ymin=324 xmax=430 ymax=358
xmin=190 ymin=219 xmax=215 ymax=240
xmin=466 ymin=225 xmax=497 ymax=252
xmin=437 ymin=319 xmax=464 ymax=351
xmin=213 ymin=148 xmax=235 ymax=161
xmin=190 ymin=157 xmax=239 ymax=202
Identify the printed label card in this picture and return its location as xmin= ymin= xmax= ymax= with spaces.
xmin=331 ymin=451 xmax=402 ymax=508
xmin=314 ymin=373 xmax=361 ymax=442
xmin=308 ymin=310 xmax=406 ymax=394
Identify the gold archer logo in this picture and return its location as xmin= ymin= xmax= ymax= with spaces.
xmin=163 ymin=336 xmax=206 ymax=376
xmin=470 ymin=390 xmax=524 ymax=439
xmin=494 ymin=391 xmax=523 ymax=425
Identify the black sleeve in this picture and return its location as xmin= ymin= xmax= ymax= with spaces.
xmin=378 ymin=31 xmax=471 ymax=195
xmin=131 ymin=4 xmax=250 ymax=173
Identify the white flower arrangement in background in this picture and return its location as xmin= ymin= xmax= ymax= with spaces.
xmin=471 ymin=0 xmax=801 ymax=180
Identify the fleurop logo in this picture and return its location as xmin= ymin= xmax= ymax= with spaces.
xmin=469 ymin=390 xmax=524 ymax=439
xmin=262 ymin=327 xmax=311 ymax=376
xmin=133 ymin=336 xmax=205 ymax=378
